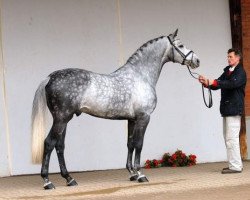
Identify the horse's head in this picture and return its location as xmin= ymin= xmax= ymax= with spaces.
xmin=167 ymin=29 xmax=200 ymax=69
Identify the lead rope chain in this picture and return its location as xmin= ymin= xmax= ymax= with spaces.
xmin=186 ymin=66 xmax=213 ymax=108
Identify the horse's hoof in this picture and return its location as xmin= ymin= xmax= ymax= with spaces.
xmin=67 ymin=179 xmax=78 ymax=186
xmin=138 ymin=176 xmax=149 ymax=183
xmin=44 ymin=182 xmax=55 ymax=190
xmin=130 ymin=174 xmax=139 ymax=181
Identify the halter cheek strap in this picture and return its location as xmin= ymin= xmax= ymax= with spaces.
xmin=167 ymin=36 xmax=193 ymax=65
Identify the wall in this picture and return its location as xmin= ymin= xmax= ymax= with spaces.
xmin=0 ymin=0 xmax=10 ymax=176
xmin=242 ymin=0 xmax=250 ymax=115
xmin=0 ymin=37 xmax=10 ymax=176
xmin=242 ymin=0 xmax=250 ymax=158
xmin=1 ymin=0 xmax=232 ymax=176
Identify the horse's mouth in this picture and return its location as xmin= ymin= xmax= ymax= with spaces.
xmin=188 ymin=61 xmax=199 ymax=69
xmin=189 ymin=58 xmax=200 ymax=69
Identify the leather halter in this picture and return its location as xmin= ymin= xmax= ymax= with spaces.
xmin=167 ymin=36 xmax=213 ymax=108
xmin=167 ymin=36 xmax=193 ymax=65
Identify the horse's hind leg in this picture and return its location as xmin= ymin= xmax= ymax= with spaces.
xmin=41 ymin=119 xmax=69 ymax=189
xmin=55 ymin=125 xmax=78 ymax=187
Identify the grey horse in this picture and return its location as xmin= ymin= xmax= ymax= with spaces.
xmin=31 ymin=29 xmax=200 ymax=189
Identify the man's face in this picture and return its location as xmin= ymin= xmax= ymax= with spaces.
xmin=227 ymin=52 xmax=240 ymax=67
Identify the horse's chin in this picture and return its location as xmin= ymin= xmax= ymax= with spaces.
xmin=188 ymin=62 xmax=199 ymax=69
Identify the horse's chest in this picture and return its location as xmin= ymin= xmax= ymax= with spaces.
xmin=132 ymin=83 xmax=156 ymax=113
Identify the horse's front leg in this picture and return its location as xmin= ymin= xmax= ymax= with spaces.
xmin=133 ymin=114 xmax=150 ymax=182
xmin=126 ymin=120 xmax=138 ymax=181
xmin=55 ymin=126 xmax=78 ymax=187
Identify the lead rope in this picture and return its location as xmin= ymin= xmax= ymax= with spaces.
xmin=186 ymin=66 xmax=213 ymax=108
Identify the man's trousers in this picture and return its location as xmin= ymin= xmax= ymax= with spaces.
xmin=223 ymin=116 xmax=243 ymax=171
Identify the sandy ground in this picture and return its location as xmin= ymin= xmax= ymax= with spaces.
xmin=0 ymin=161 xmax=250 ymax=200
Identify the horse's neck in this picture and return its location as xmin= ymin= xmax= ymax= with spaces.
xmin=115 ymin=39 xmax=171 ymax=86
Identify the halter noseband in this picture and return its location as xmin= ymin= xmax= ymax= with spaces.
xmin=167 ymin=36 xmax=193 ymax=65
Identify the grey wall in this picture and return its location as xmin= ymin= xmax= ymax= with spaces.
xmin=1 ymin=0 xmax=232 ymax=176
xmin=0 ymin=64 xmax=10 ymax=176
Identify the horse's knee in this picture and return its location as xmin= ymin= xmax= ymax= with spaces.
xmin=134 ymin=141 xmax=143 ymax=152
xmin=127 ymin=142 xmax=134 ymax=150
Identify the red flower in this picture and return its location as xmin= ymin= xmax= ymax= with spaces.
xmin=145 ymin=150 xmax=197 ymax=169
xmin=154 ymin=160 xmax=159 ymax=165
xmin=172 ymin=154 xmax=177 ymax=160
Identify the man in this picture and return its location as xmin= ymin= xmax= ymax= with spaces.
xmin=199 ymin=48 xmax=246 ymax=174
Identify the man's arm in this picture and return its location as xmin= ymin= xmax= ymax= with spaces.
xmin=199 ymin=73 xmax=225 ymax=90
xmin=209 ymin=73 xmax=224 ymax=90
xmin=215 ymin=69 xmax=246 ymax=89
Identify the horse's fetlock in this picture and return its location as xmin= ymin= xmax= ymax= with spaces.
xmin=41 ymin=171 xmax=48 ymax=179
xmin=61 ymin=171 xmax=69 ymax=179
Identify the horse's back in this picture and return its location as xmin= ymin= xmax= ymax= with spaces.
xmin=48 ymin=68 xmax=91 ymax=79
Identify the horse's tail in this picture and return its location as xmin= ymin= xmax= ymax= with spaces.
xmin=31 ymin=77 xmax=50 ymax=164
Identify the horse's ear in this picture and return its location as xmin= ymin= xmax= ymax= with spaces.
xmin=168 ymin=29 xmax=178 ymax=40
xmin=173 ymin=29 xmax=178 ymax=38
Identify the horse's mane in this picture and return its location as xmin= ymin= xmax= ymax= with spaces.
xmin=126 ymin=36 xmax=166 ymax=64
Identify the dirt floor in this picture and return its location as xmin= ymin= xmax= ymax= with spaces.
xmin=0 ymin=162 xmax=250 ymax=200
xmin=89 ymin=183 xmax=250 ymax=200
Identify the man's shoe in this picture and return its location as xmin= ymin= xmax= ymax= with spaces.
xmin=221 ymin=168 xmax=242 ymax=174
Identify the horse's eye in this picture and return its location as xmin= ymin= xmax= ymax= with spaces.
xmin=179 ymin=45 xmax=184 ymax=48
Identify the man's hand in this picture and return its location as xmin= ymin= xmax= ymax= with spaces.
xmin=198 ymin=75 xmax=214 ymax=86
xmin=208 ymin=79 xmax=214 ymax=85
xmin=198 ymin=75 xmax=207 ymax=84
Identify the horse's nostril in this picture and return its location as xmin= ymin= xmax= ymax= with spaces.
xmin=197 ymin=59 xmax=200 ymax=65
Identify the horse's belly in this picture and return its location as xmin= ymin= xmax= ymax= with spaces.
xmin=80 ymin=103 xmax=134 ymax=119
xmin=80 ymin=90 xmax=134 ymax=118
xmin=81 ymin=81 xmax=135 ymax=119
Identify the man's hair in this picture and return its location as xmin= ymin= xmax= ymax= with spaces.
xmin=228 ymin=48 xmax=242 ymax=58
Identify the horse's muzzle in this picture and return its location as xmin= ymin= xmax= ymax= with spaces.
xmin=190 ymin=57 xmax=200 ymax=69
